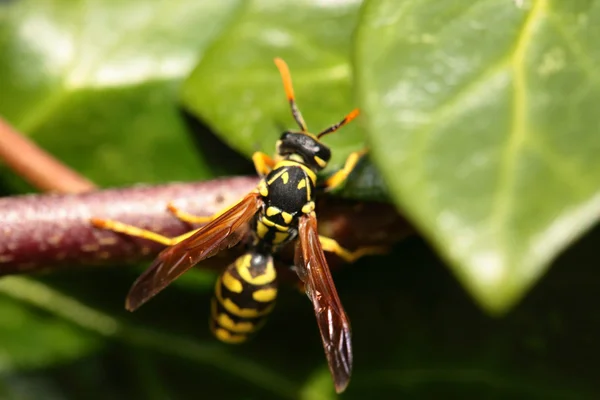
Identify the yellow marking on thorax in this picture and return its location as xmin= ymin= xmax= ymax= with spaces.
xmin=301 ymin=201 xmax=315 ymax=214
xmin=293 ymin=172 xmax=312 ymax=203
xmin=266 ymin=207 xmax=292 ymax=225
xmin=258 ymin=180 xmax=269 ymax=197
xmin=280 ymin=171 xmax=289 ymax=184
xmin=261 ymin=216 xmax=289 ymax=232
xmin=305 ymin=177 xmax=312 ymax=200
xmin=267 ymin=169 xmax=286 ymax=185
xmin=221 ymin=271 xmax=243 ymax=293
xmin=235 ymin=255 xmax=276 ymax=286
xmin=281 ymin=211 xmax=293 ymax=224
xmin=272 ymin=231 xmax=290 ymax=244
xmin=253 ymin=288 xmax=277 ymax=303
xmin=274 ymin=160 xmax=317 ymax=184
xmin=256 ymin=220 xmax=269 ymax=239
xmin=266 ymin=206 xmax=281 ymax=217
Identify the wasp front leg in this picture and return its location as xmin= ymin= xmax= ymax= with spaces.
xmin=252 ymin=152 xmax=276 ymax=177
xmin=323 ymin=148 xmax=368 ymax=191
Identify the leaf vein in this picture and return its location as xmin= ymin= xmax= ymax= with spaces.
xmin=490 ymin=0 xmax=548 ymax=231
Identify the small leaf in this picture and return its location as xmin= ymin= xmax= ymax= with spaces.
xmin=181 ymin=0 xmax=386 ymax=199
xmin=0 ymin=0 xmax=240 ymax=188
xmin=356 ymin=0 xmax=600 ymax=312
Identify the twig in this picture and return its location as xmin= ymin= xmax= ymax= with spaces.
xmin=0 ymin=119 xmax=413 ymax=276
xmin=0 ymin=177 xmax=258 ymax=274
xmin=0 ymin=117 xmax=96 ymax=193
xmin=0 ymin=177 xmax=412 ymax=276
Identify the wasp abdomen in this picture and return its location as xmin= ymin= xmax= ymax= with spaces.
xmin=210 ymin=252 xmax=277 ymax=344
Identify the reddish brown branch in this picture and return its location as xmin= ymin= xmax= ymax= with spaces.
xmin=0 ymin=177 xmax=413 ymax=276
xmin=0 ymin=117 xmax=96 ymax=193
xmin=0 ymin=121 xmax=412 ymax=276
xmin=0 ymin=177 xmax=257 ymax=274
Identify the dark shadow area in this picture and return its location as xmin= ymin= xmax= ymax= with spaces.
xmin=23 ymin=220 xmax=600 ymax=399
xmin=179 ymin=109 xmax=255 ymax=177
xmin=0 ymin=166 xmax=39 ymax=196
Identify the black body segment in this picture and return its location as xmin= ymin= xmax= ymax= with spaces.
xmin=253 ymin=160 xmax=316 ymax=251
xmin=266 ymin=162 xmax=314 ymax=214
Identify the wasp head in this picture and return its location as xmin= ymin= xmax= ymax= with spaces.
xmin=276 ymin=131 xmax=331 ymax=171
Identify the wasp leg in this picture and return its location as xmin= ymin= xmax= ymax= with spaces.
xmin=168 ymin=186 xmax=261 ymax=225
xmin=324 ymin=148 xmax=368 ymax=191
xmin=92 ymin=194 xmax=247 ymax=245
xmin=90 ymin=218 xmax=198 ymax=246
xmin=252 ymin=152 xmax=276 ymax=176
xmin=319 ymin=235 xmax=388 ymax=263
xmin=166 ymin=203 xmax=214 ymax=225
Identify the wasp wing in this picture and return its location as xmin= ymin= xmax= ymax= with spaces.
xmin=295 ymin=212 xmax=352 ymax=393
xmin=126 ymin=191 xmax=263 ymax=311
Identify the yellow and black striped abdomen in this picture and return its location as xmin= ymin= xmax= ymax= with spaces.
xmin=210 ymin=252 xmax=278 ymax=344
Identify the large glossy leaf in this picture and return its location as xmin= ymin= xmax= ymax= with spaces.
xmin=1 ymin=0 xmax=600 ymax=398
xmin=0 ymin=0 xmax=240 ymax=188
xmin=0 ymin=0 xmax=240 ymax=378
xmin=181 ymin=0 xmax=383 ymax=198
xmin=356 ymin=0 xmax=600 ymax=312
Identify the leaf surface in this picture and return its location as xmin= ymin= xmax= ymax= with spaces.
xmin=356 ymin=0 xmax=600 ymax=312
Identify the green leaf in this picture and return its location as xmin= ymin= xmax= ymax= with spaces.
xmin=0 ymin=295 xmax=98 ymax=372
xmin=0 ymin=0 xmax=240 ymax=188
xmin=181 ymin=0 xmax=385 ymax=199
xmin=355 ymin=0 xmax=600 ymax=312
xmin=2 ymin=0 xmax=600 ymax=398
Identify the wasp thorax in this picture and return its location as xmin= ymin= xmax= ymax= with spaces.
xmin=276 ymin=131 xmax=331 ymax=171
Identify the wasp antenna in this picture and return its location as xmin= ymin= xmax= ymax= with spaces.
xmin=317 ymin=109 xmax=360 ymax=139
xmin=274 ymin=57 xmax=308 ymax=132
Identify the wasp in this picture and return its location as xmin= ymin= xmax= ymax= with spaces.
xmin=91 ymin=58 xmax=383 ymax=393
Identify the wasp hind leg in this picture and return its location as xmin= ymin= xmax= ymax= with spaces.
xmin=323 ymin=148 xmax=368 ymax=192
xmin=90 ymin=218 xmax=198 ymax=246
xmin=319 ymin=235 xmax=388 ymax=263
xmin=91 ymin=201 xmax=228 ymax=245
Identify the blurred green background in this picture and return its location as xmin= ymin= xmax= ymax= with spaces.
xmin=1 ymin=0 xmax=599 ymax=398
